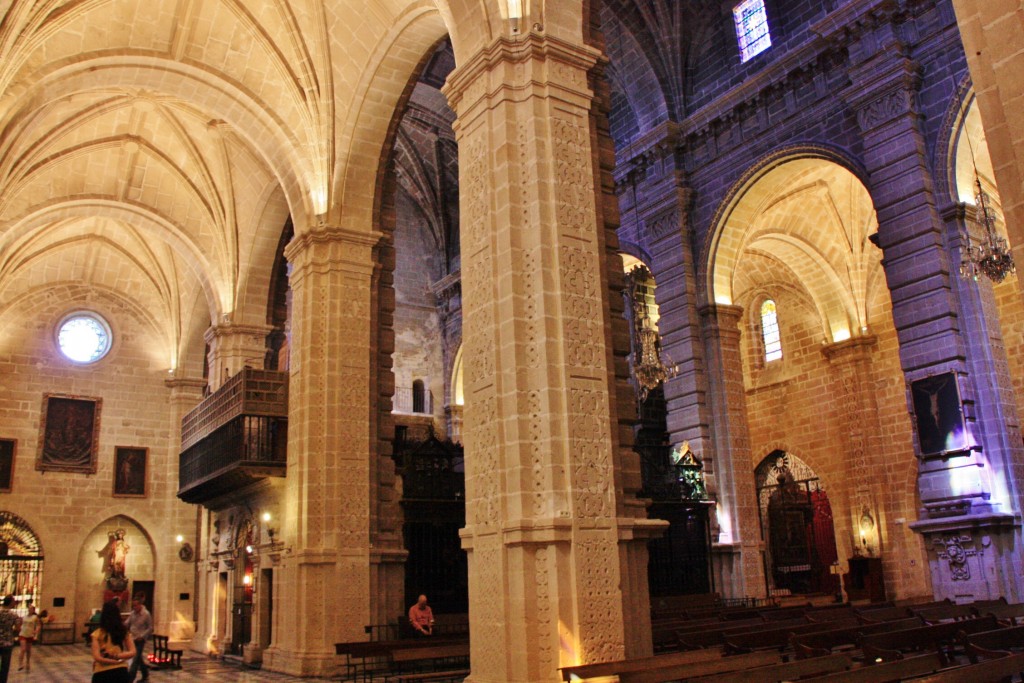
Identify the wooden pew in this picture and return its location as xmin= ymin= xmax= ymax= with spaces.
xmin=677 ymin=618 xmax=807 ymax=650
xmin=335 ymin=636 xmax=466 ymax=681
xmin=791 ymin=616 xmax=923 ymax=659
xmin=855 ymin=605 xmax=914 ymax=624
xmin=978 ymin=602 xmax=1024 ymax=626
xmin=908 ymin=651 xmax=1024 ymax=683
xmin=559 ymin=648 xmax=724 ymax=682
xmin=724 ymin=619 xmax=858 ymax=655
xmin=690 ymin=652 xmax=852 ymax=683
xmin=805 ymin=607 xmax=858 ymax=623
xmin=388 ymin=642 xmax=470 ymax=677
xmin=618 ymin=650 xmax=782 ymax=683
xmin=962 ymin=624 xmax=1024 ymax=663
xmin=800 ymin=652 xmax=945 ymax=683
xmin=393 ymin=671 xmax=470 ymax=683
xmin=859 ymin=615 xmax=999 ymax=665
xmin=913 ymin=603 xmax=979 ymax=623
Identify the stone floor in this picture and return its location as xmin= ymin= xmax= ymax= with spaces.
xmin=16 ymin=644 xmax=321 ymax=681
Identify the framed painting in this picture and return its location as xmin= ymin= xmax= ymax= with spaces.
xmin=36 ymin=394 xmax=102 ymax=473
xmin=911 ymin=372 xmax=968 ymax=456
xmin=0 ymin=439 xmax=14 ymax=492
xmin=113 ymin=446 xmax=147 ymax=498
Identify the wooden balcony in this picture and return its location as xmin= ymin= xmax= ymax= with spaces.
xmin=178 ymin=369 xmax=288 ymax=505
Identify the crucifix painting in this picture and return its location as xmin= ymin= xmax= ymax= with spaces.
xmin=911 ymin=373 xmax=968 ymax=455
xmin=36 ymin=394 xmax=102 ymax=473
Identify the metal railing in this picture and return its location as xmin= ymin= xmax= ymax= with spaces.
xmin=393 ymin=386 xmax=433 ymax=415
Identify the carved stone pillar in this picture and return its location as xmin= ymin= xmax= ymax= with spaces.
xmin=204 ymin=322 xmax=274 ymax=392
xmin=699 ymin=304 xmax=766 ymax=598
xmin=260 ymin=226 xmax=379 ymax=676
xmin=843 ymin=28 xmax=1024 ymax=601
xmin=444 ymin=33 xmax=664 ymax=682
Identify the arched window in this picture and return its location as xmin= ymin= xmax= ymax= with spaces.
xmin=733 ymin=0 xmax=772 ymax=62
xmin=412 ymin=379 xmax=426 ymax=414
xmin=760 ymin=299 xmax=782 ymax=362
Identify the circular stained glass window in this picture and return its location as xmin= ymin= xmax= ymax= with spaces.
xmin=56 ymin=312 xmax=112 ymax=363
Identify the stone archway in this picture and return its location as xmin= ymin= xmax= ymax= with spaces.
xmin=74 ymin=516 xmax=156 ymax=628
xmin=0 ymin=512 xmax=44 ymax=613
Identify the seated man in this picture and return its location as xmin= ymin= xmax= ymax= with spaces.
xmin=408 ymin=595 xmax=434 ymax=637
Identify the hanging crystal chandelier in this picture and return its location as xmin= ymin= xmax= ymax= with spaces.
xmin=959 ymin=177 xmax=1015 ymax=283
xmin=626 ymin=266 xmax=677 ymax=401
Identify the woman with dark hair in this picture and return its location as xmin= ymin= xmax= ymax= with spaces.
xmin=90 ymin=600 xmax=134 ymax=683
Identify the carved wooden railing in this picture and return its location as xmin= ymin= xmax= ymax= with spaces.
xmin=178 ymin=368 xmax=288 ymax=504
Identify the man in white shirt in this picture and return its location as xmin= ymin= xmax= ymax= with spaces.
xmin=124 ymin=595 xmax=153 ymax=682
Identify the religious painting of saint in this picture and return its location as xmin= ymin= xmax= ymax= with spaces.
xmin=911 ymin=372 xmax=968 ymax=456
xmin=113 ymin=447 xmax=147 ymax=497
xmin=36 ymin=394 xmax=102 ymax=473
xmin=0 ymin=439 xmax=15 ymax=492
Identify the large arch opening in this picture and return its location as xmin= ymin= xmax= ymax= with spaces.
xmin=709 ymin=154 xmax=926 ymax=599
xmin=74 ymin=516 xmax=156 ymax=629
xmin=0 ymin=512 xmax=44 ymax=615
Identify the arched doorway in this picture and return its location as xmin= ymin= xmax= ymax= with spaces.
xmin=755 ymin=451 xmax=838 ymax=597
xmin=0 ymin=512 xmax=44 ymax=614
xmin=75 ymin=516 xmax=155 ymax=628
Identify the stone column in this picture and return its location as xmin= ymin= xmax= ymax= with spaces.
xmin=204 ymin=322 xmax=274 ymax=391
xmin=699 ymin=304 xmax=766 ymax=598
xmin=444 ymin=33 xmax=664 ymax=682
xmin=843 ymin=28 xmax=1024 ymax=602
xmin=163 ymin=377 xmax=205 ymax=641
xmin=821 ymin=338 xmax=883 ymax=558
xmin=260 ymin=226 xmax=379 ymax=676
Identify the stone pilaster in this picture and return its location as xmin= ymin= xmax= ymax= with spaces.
xmin=444 ymin=33 xmax=663 ymax=682
xmin=204 ymin=322 xmax=275 ymax=392
xmin=163 ymin=377 xmax=205 ymax=641
xmin=821 ymin=338 xmax=883 ymax=558
xmin=843 ymin=28 xmax=1023 ymax=601
xmin=260 ymin=226 xmax=379 ymax=676
xmin=699 ymin=304 xmax=766 ymax=598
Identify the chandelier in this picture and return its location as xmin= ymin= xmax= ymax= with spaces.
xmin=625 ymin=266 xmax=677 ymax=401
xmin=959 ymin=177 xmax=1016 ymax=283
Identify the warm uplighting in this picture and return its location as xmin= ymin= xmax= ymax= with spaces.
xmin=262 ymin=512 xmax=272 ymax=522
xmin=505 ymin=0 xmax=523 ymax=33
xmin=242 ymin=574 xmax=252 ymax=586
xmin=175 ymin=535 xmax=184 ymax=543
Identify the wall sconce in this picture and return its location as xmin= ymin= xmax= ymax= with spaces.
xmin=242 ymin=573 xmax=252 ymax=586
xmin=176 ymin=535 xmax=194 ymax=562
xmin=506 ymin=0 xmax=523 ymax=34
xmin=262 ymin=512 xmax=277 ymax=542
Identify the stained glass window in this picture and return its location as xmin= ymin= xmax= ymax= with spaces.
xmin=57 ymin=312 xmax=111 ymax=363
xmin=760 ymin=299 xmax=782 ymax=362
xmin=734 ymin=0 xmax=772 ymax=63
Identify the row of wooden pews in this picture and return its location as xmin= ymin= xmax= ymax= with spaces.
xmin=335 ymin=636 xmax=469 ymax=682
xmin=560 ymin=596 xmax=1024 ymax=683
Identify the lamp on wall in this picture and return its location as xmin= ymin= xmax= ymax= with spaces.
xmin=505 ymin=0 xmax=523 ymax=34
xmin=954 ymin=84 xmax=1016 ymax=284
xmin=262 ymin=512 xmax=277 ymax=543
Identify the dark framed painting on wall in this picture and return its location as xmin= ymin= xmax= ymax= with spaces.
xmin=113 ymin=446 xmax=147 ymax=498
xmin=911 ymin=372 xmax=968 ymax=455
xmin=0 ymin=439 xmax=14 ymax=492
xmin=36 ymin=394 xmax=102 ymax=473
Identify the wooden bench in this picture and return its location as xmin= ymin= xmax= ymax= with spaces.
xmin=559 ymin=648 xmax=724 ymax=681
xmin=912 ymin=603 xmax=979 ymax=623
xmin=801 ymin=652 xmax=945 ymax=683
xmin=677 ymin=617 xmax=807 ymax=650
xmin=691 ymin=652 xmax=852 ymax=683
xmin=791 ymin=616 xmax=923 ymax=659
xmin=724 ymin=619 xmax=858 ymax=655
xmin=909 ymin=651 xmax=1024 ymax=683
xmin=147 ymin=634 xmax=182 ymax=669
xmin=387 ymin=641 xmax=470 ymax=677
xmin=336 ymin=637 xmax=465 ymax=681
xmin=855 ymin=605 xmax=913 ymax=624
xmin=618 ymin=650 xmax=782 ymax=683
xmin=978 ymin=602 xmax=1024 ymax=626
xmin=962 ymin=624 xmax=1024 ymax=663
xmin=859 ymin=615 xmax=998 ymax=665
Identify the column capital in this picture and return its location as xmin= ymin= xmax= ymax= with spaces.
xmin=284 ymin=225 xmax=382 ymax=278
xmin=821 ymin=335 xmax=879 ymax=363
xmin=203 ymin=322 xmax=275 ymax=346
xmin=443 ymin=32 xmax=601 ymax=123
xmin=699 ymin=303 xmax=745 ymax=328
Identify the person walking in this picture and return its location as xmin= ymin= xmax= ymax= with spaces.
xmin=124 ymin=595 xmax=152 ymax=682
xmin=0 ymin=596 xmax=20 ymax=683
xmin=16 ymin=603 xmax=40 ymax=672
xmin=90 ymin=600 xmax=135 ymax=683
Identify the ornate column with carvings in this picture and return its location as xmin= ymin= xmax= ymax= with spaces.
xmin=841 ymin=19 xmax=1024 ymax=602
xmin=260 ymin=226 xmax=380 ymax=676
xmin=699 ymin=304 xmax=766 ymax=598
xmin=443 ymin=33 xmax=664 ymax=682
xmin=204 ymin=322 xmax=274 ymax=392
